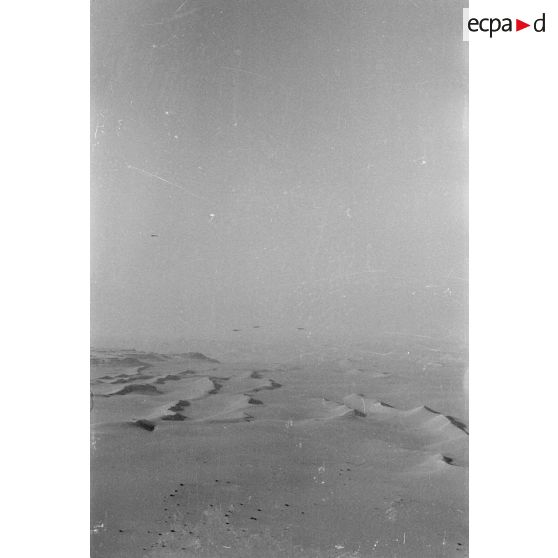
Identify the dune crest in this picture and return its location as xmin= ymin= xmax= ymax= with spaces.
xmin=342 ymin=394 xmax=395 ymax=416
xmin=111 ymin=384 xmax=162 ymax=396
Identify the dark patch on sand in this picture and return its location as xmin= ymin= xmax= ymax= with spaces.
xmin=178 ymin=370 xmax=197 ymax=376
xmin=445 ymin=415 xmax=469 ymax=435
xmin=155 ymin=374 xmax=185 ymax=384
xmin=113 ymin=384 xmax=162 ymax=396
xmin=207 ymin=378 xmax=226 ymax=394
xmin=247 ymin=397 xmax=264 ymax=405
xmin=252 ymin=379 xmax=282 ymax=392
xmin=161 ymin=413 xmax=188 ymax=421
xmin=110 ymin=374 xmax=153 ymax=384
xmin=168 ymin=400 xmax=190 ymax=412
xmin=422 ymin=405 xmax=469 ymax=435
xmin=134 ymin=419 xmax=156 ymax=431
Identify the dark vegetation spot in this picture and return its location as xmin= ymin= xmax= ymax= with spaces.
xmin=248 ymin=397 xmax=263 ymax=405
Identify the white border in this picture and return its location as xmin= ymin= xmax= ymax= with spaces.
xmin=3 ymin=2 xmax=89 ymax=556
xmin=470 ymin=1 xmax=558 ymax=556
xmin=3 ymin=1 xmax=557 ymax=556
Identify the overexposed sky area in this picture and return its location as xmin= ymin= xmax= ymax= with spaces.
xmin=91 ymin=0 xmax=467 ymax=348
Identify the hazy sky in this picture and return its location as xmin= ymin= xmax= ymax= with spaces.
xmin=91 ymin=0 xmax=467 ymax=348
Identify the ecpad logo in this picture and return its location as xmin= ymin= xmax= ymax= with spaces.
xmin=465 ymin=12 xmax=546 ymax=39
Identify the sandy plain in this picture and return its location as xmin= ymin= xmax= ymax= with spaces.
xmin=91 ymin=336 xmax=467 ymax=557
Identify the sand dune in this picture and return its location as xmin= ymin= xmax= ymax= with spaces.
xmin=108 ymin=374 xmax=154 ymax=384
xmin=399 ymin=405 xmax=469 ymax=438
xmin=111 ymin=384 xmax=162 ymax=396
xmin=91 ymin=344 xmax=468 ymax=557
xmin=342 ymin=394 xmax=468 ymax=434
xmin=178 ymin=352 xmax=221 ymax=363
xmin=342 ymin=394 xmax=396 ymax=415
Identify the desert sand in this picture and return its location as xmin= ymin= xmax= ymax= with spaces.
xmin=91 ymin=336 xmax=467 ymax=557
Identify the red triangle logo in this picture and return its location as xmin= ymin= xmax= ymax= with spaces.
xmin=516 ymin=19 xmax=530 ymax=31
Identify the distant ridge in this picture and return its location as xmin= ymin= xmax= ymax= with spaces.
xmin=90 ymin=356 xmax=147 ymax=367
xmin=179 ymin=352 xmax=220 ymax=363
